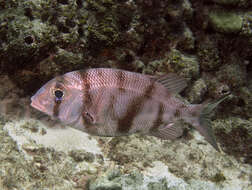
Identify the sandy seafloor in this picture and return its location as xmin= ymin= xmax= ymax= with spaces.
xmin=0 ymin=76 xmax=251 ymax=190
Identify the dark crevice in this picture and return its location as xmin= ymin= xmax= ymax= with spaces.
xmin=24 ymin=7 xmax=34 ymax=20
xmin=76 ymin=0 xmax=83 ymax=8
xmin=24 ymin=36 xmax=34 ymax=44
xmin=78 ymin=27 xmax=84 ymax=37
xmin=57 ymin=0 xmax=68 ymax=5
xmin=41 ymin=13 xmax=49 ymax=22
xmin=247 ymin=60 xmax=252 ymax=73
xmin=57 ymin=23 xmax=70 ymax=33
xmin=237 ymin=99 xmax=245 ymax=107
xmin=65 ymin=19 xmax=76 ymax=28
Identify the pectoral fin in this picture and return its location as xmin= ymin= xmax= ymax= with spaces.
xmin=150 ymin=122 xmax=183 ymax=140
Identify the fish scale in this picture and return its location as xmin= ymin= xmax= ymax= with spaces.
xmin=78 ymin=69 xmax=171 ymax=135
xmin=31 ymin=68 xmax=229 ymax=151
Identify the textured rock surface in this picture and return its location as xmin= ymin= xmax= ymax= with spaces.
xmin=0 ymin=0 xmax=252 ymax=189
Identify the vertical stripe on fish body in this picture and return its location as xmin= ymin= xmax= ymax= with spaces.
xmin=31 ymin=68 xmax=230 ymax=151
xmin=75 ymin=68 xmax=185 ymax=137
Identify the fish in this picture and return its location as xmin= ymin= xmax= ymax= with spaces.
xmin=31 ymin=68 xmax=228 ymax=151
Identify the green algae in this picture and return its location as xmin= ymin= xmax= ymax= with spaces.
xmin=197 ymin=37 xmax=220 ymax=71
xmin=165 ymin=49 xmax=199 ymax=79
xmin=209 ymin=10 xmax=243 ymax=33
xmin=177 ymin=27 xmax=195 ymax=51
xmin=85 ymin=0 xmax=130 ymax=49
xmin=188 ymin=78 xmax=207 ymax=103
xmin=241 ymin=12 xmax=252 ymax=37
xmin=211 ymin=172 xmax=226 ymax=183
xmin=143 ymin=49 xmax=199 ymax=80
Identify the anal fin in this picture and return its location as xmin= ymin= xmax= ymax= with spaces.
xmin=150 ymin=122 xmax=183 ymax=140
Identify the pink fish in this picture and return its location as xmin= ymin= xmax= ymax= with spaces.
xmin=31 ymin=68 xmax=228 ymax=151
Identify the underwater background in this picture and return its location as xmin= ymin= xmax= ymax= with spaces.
xmin=0 ymin=0 xmax=251 ymax=189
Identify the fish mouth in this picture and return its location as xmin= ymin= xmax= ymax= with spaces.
xmin=30 ymin=100 xmax=43 ymax=112
xmin=30 ymin=96 xmax=46 ymax=113
xmin=31 ymin=100 xmax=53 ymax=118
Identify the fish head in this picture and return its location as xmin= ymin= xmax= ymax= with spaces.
xmin=31 ymin=72 xmax=84 ymax=125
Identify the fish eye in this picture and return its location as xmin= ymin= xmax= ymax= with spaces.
xmin=54 ymin=89 xmax=64 ymax=99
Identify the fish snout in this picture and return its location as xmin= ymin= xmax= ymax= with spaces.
xmin=30 ymin=97 xmax=44 ymax=111
xmin=30 ymin=93 xmax=52 ymax=115
xmin=30 ymin=86 xmax=47 ymax=109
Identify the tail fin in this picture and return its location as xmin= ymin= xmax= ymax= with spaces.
xmin=195 ymin=94 xmax=230 ymax=151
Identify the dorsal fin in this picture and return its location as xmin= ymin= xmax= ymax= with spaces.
xmin=150 ymin=73 xmax=187 ymax=94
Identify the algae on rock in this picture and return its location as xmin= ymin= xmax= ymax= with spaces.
xmin=209 ymin=10 xmax=243 ymax=33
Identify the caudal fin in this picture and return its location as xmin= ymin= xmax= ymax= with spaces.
xmin=195 ymin=95 xmax=230 ymax=151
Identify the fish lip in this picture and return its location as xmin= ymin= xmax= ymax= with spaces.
xmin=30 ymin=101 xmax=39 ymax=110
xmin=30 ymin=99 xmax=44 ymax=112
xmin=31 ymin=100 xmax=53 ymax=118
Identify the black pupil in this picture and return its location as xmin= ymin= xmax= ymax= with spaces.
xmin=54 ymin=90 xmax=63 ymax=99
